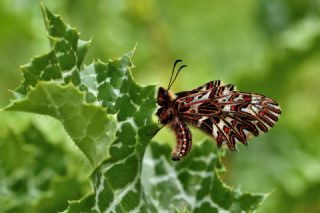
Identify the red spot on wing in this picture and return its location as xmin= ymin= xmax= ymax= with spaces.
xmin=185 ymin=97 xmax=193 ymax=103
xmin=243 ymin=95 xmax=251 ymax=102
xmin=217 ymin=132 xmax=224 ymax=147
xmin=209 ymin=88 xmax=217 ymax=98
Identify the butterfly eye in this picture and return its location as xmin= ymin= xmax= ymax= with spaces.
xmin=156 ymin=107 xmax=164 ymax=117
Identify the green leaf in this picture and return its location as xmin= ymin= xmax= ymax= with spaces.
xmin=4 ymin=3 xmax=113 ymax=166
xmin=6 ymin=3 xmax=154 ymax=168
xmin=5 ymin=82 xmax=116 ymax=166
xmin=4 ymin=4 xmax=159 ymax=212
xmin=142 ymin=140 xmax=267 ymax=213
xmin=15 ymin=3 xmax=90 ymax=97
xmin=64 ymin=58 xmax=159 ymax=212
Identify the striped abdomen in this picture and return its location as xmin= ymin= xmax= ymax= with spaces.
xmin=171 ymin=118 xmax=192 ymax=161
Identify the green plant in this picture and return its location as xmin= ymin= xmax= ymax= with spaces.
xmin=1 ymin=4 xmax=268 ymax=212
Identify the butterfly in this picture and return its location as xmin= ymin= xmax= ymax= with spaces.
xmin=156 ymin=60 xmax=281 ymax=161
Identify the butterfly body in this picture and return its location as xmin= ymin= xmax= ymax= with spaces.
xmin=156 ymin=87 xmax=193 ymax=160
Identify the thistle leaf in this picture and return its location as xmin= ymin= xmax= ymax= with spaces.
xmin=143 ymin=140 xmax=267 ymax=213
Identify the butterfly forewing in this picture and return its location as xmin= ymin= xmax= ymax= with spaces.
xmin=175 ymin=81 xmax=281 ymax=150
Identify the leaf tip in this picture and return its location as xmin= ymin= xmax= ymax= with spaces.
xmin=40 ymin=2 xmax=49 ymax=19
xmin=19 ymin=64 xmax=25 ymax=71
xmin=40 ymin=2 xmax=52 ymax=31
xmin=39 ymin=1 xmax=45 ymax=11
xmin=133 ymin=42 xmax=138 ymax=53
xmin=128 ymin=44 xmax=137 ymax=59
xmin=266 ymin=188 xmax=276 ymax=198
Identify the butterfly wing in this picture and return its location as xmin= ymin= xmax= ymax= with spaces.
xmin=175 ymin=80 xmax=222 ymax=98
xmin=175 ymin=81 xmax=281 ymax=150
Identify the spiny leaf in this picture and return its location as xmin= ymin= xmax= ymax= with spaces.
xmin=64 ymin=53 xmax=159 ymax=213
xmin=4 ymin=3 xmax=159 ymax=212
xmin=142 ymin=140 xmax=268 ymax=213
xmin=6 ymin=3 xmax=154 ymax=168
xmin=15 ymin=3 xmax=90 ymax=98
xmin=5 ymin=82 xmax=116 ymax=166
xmin=5 ymin=3 xmax=111 ymax=166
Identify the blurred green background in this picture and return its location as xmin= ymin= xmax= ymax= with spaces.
xmin=0 ymin=0 xmax=320 ymax=212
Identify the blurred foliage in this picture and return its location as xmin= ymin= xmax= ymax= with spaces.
xmin=0 ymin=124 xmax=89 ymax=212
xmin=0 ymin=0 xmax=319 ymax=212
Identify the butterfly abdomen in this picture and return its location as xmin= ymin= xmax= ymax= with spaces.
xmin=170 ymin=118 xmax=192 ymax=161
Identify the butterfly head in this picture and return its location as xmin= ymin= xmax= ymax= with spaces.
xmin=156 ymin=60 xmax=187 ymax=125
xmin=156 ymin=87 xmax=174 ymax=124
xmin=157 ymin=87 xmax=171 ymax=106
xmin=157 ymin=60 xmax=187 ymax=105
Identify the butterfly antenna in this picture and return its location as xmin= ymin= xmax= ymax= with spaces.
xmin=167 ymin=59 xmax=182 ymax=89
xmin=168 ymin=64 xmax=187 ymax=90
